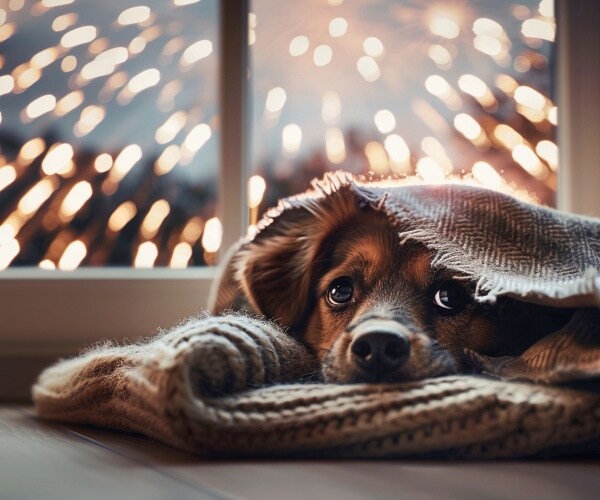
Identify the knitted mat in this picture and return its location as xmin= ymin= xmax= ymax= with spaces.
xmin=33 ymin=176 xmax=600 ymax=458
xmin=33 ymin=314 xmax=600 ymax=458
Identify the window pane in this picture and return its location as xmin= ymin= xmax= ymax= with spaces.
xmin=250 ymin=0 xmax=556 ymax=219
xmin=0 ymin=0 xmax=220 ymax=269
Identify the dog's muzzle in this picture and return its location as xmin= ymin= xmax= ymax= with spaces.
xmin=349 ymin=319 xmax=411 ymax=379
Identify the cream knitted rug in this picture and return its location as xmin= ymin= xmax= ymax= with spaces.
xmin=33 ymin=176 xmax=600 ymax=458
xmin=33 ymin=314 xmax=600 ymax=458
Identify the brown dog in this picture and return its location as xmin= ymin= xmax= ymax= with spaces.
xmin=214 ymin=198 xmax=573 ymax=384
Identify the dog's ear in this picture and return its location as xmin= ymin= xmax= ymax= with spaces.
xmin=235 ymin=208 xmax=328 ymax=329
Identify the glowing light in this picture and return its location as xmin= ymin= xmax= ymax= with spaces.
xmin=473 ymin=35 xmax=502 ymax=56
xmin=128 ymin=37 xmax=146 ymax=55
xmin=41 ymin=143 xmax=74 ymax=175
xmin=58 ymin=240 xmax=87 ymax=271
xmin=181 ymin=217 xmax=204 ymax=243
xmin=512 ymin=144 xmax=547 ymax=179
xmin=183 ymin=124 xmax=211 ymax=153
xmin=15 ymin=66 xmax=42 ymax=92
xmin=472 ymin=161 xmax=503 ymax=190
xmin=313 ymin=44 xmax=333 ymax=66
xmin=282 ymin=123 xmax=302 ymax=157
xmin=94 ymin=153 xmax=113 ymax=173
xmin=265 ymin=86 xmax=287 ymax=114
xmin=117 ymin=6 xmax=151 ymax=26
xmin=321 ymin=91 xmax=341 ymax=125
xmin=52 ymin=13 xmax=78 ymax=32
xmin=428 ymin=44 xmax=452 ymax=69
xmin=494 ymin=124 xmax=524 ymax=149
xmin=356 ymin=56 xmax=380 ymax=82
xmin=60 ymin=181 xmax=93 ymax=221
xmin=112 ymin=144 xmax=143 ymax=180
xmin=141 ymin=199 xmax=170 ymax=239
xmin=417 ymin=157 xmax=445 ymax=183
xmin=134 ymin=241 xmax=158 ymax=268
xmin=55 ymin=90 xmax=84 ymax=116
xmin=42 ymin=0 xmax=74 ymax=7
xmin=18 ymin=137 xmax=46 ymax=164
xmin=363 ymin=37 xmax=384 ymax=58
xmin=108 ymin=202 xmax=137 ymax=232
xmin=473 ymin=18 xmax=503 ymax=37
xmin=170 ymin=242 xmax=192 ymax=269
xmin=514 ymin=85 xmax=546 ymax=110
xmin=522 ymin=18 xmax=555 ymax=42
xmin=127 ymin=68 xmax=160 ymax=94
xmin=325 ymin=128 xmax=346 ymax=164
xmin=248 ymin=175 xmax=266 ymax=209
xmin=81 ymin=47 xmax=128 ymax=80
xmin=31 ymin=47 xmax=60 ymax=69
xmin=60 ymin=55 xmax=77 ymax=72
xmin=0 ymin=75 xmax=15 ymax=96
xmin=0 ymin=23 xmax=15 ymax=44
xmin=536 ymin=140 xmax=558 ymax=171
xmin=384 ymin=134 xmax=410 ymax=170
xmin=18 ymin=178 xmax=56 ymax=216
xmin=548 ymin=106 xmax=557 ymax=125
xmin=155 ymin=111 xmax=186 ymax=144
xmin=425 ymin=75 xmax=451 ymax=97
xmin=0 ymin=235 xmax=19 ymax=270
xmin=374 ymin=109 xmax=396 ymax=134
xmin=329 ymin=18 xmax=347 ymax=38
xmin=453 ymin=113 xmax=481 ymax=140
xmin=60 ymin=26 xmax=97 ymax=48
xmin=202 ymin=217 xmax=223 ymax=253
xmin=289 ymin=36 xmax=309 ymax=56
xmin=25 ymin=94 xmax=56 ymax=120
xmin=517 ymin=104 xmax=545 ymax=123
xmin=157 ymin=80 xmax=182 ymax=110
xmin=458 ymin=74 xmax=496 ymax=108
xmin=0 ymin=165 xmax=16 ymax=191
xmin=429 ymin=16 xmax=460 ymax=39
xmin=364 ymin=141 xmax=389 ymax=174
xmin=539 ymin=0 xmax=554 ymax=18
xmin=425 ymin=75 xmax=462 ymax=109
xmin=154 ymin=145 xmax=181 ymax=175
xmin=39 ymin=260 xmax=56 ymax=270
xmin=180 ymin=40 xmax=213 ymax=66
xmin=74 ymin=105 xmax=105 ymax=137
xmin=495 ymin=74 xmax=518 ymax=94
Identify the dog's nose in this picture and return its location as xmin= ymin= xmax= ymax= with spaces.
xmin=350 ymin=330 xmax=410 ymax=375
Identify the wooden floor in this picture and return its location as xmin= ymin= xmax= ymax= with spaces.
xmin=1 ymin=406 xmax=598 ymax=500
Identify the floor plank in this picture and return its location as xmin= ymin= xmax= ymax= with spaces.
xmin=1 ymin=406 xmax=599 ymax=500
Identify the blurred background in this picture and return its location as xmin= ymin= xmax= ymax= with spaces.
xmin=0 ymin=0 xmax=556 ymax=269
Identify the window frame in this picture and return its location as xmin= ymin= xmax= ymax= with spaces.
xmin=1 ymin=0 xmax=599 ymax=400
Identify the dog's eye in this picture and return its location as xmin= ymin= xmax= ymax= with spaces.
xmin=433 ymin=282 xmax=467 ymax=313
xmin=326 ymin=277 xmax=354 ymax=306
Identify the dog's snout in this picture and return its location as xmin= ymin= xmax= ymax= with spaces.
xmin=350 ymin=329 xmax=410 ymax=375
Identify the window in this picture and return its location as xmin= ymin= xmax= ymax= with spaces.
xmin=1 ymin=0 xmax=599 ymax=400
xmin=250 ymin=0 xmax=557 ymax=217
xmin=0 ymin=0 xmax=221 ymax=269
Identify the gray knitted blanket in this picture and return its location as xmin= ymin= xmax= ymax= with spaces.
xmin=33 ymin=175 xmax=600 ymax=458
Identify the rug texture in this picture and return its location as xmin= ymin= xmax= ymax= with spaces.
xmin=33 ymin=175 xmax=600 ymax=458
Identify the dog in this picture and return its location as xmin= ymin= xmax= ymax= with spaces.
xmin=213 ymin=195 xmax=574 ymax=384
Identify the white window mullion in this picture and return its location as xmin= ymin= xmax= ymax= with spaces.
xmin=219 ymin=0 xmax=250 ymax=253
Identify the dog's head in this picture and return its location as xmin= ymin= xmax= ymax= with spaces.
xmin=210 ymin=180 xmax=590 ymax=385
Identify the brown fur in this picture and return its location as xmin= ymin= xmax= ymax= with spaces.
xmin=233 ymin=204 xmax=573 ymax=383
